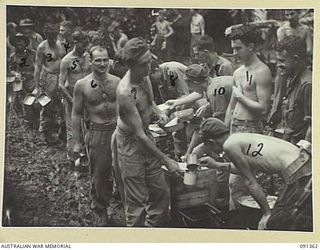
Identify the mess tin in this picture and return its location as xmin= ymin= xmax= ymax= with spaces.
xmin=38 ymin=93 xmax=51 ymax=107
xmin=6 ymin=75 xmax=16 ymax=83
xmin=13 ymin=80 xmax=23 ymax=92
xmin=164 ymin=117 xmax=184 ymax=132
xmin=23 ymin=94 xmax=36 ymax=106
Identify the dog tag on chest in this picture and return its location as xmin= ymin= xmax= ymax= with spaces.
xmin=102 ymin=93 xmax=107 ymax=99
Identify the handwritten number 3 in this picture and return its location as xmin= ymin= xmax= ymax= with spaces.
xmin=47 ymin=53 xmax=53 ymax=62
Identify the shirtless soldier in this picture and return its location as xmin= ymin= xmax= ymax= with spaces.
xmin=59 ymin=30 xmax=91 ymax=164
xmin=224 ymin=26 xmax=273 ymax=210
xmin=34 ymin=23 xmax=65 ymax=144
xmin=114 ymin=37 xmax=182 ymax=227
xmin=277 ymin=9 xmax=312 ymax=56
xmin=198 ymin=118 xmax=312 ymax=231
xmin=72 ymin=46 xmax=120 ymax=224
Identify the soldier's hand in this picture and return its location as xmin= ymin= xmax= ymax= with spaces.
xmin=165 ymin=99 xmax=178 ymax=110
xmin=232 ymin=86 xmax=243 ymax=99
xmin=158 ymin=113 xmax=169 ymax=125
xmin=258 ymin=214 xmax=271 ymax=230
xmin=195 ymin=104 xmax=208 ymax=117
xmin=199 ymin=156 xmax=218 ymax=169
xmin=166 ymin=159 xmax=183 ymax=178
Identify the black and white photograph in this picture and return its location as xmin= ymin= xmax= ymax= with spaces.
xmin=3 ymin=5 xmax=313 ymax=231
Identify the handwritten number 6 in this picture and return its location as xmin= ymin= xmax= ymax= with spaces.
xmin=91 ymin=80 xmax=97 ymax=88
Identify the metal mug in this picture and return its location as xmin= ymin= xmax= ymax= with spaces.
xmin=75 ymin=154 xmax=89 ymax=171
xmin=186 ymin=153 xmax=199 ymax=170
xmin=183 ymin=170 xmax=197 ymax=186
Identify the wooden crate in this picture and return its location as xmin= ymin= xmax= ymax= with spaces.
xmin=170 ymin=169 xmax=218 ymax=210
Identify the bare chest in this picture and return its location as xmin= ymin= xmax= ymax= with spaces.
xmin=43 ymin=46 xmax=64 ymax=64
xmin=85 ymin=80 xmax=117 ymax=106
xmin=235 ymin=70 xmax=257 ymax=95
xmin=284 ymin=26 xmax=307 ymax=39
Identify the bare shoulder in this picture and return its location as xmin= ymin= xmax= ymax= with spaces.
xmin=74 ymin=74 xmax=92 ymax=90
xmin=106 ymin=73 xmax=121 ymax=84
xmin=233 ymin=65 xmax=245 ymax=77
xmin=37 ymin=41 xmax=46 ymax=51
xmin=254 ymin=62 xmax=272 ymax=80
xmin=223 ymin=133 xmax=244 ymax=153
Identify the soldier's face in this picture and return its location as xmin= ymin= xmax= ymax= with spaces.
xmin=15 ymin=40 xmax=27 ymax=52
xmin=285 ymin=10 xmax=299 ymax=25
xmin=132 ymin=51 xmax=151 ymax=77
xmin=91 ymin=49 xmax=109 ymax=74
xmin=276 ymin=50 xmax=297 ymax=76
xmin=231 ymin=39 xmax=251 ymax=63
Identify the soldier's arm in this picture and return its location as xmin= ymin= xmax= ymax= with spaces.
xmin=59 ymin=58 xmax=73 ymax=103
xmin=118 ymin=89 xmax=181 ymax=175
xmin=224 ymin=76 xmax=237 ymax=128
xmin=305 ymin=26 xmax=313 ymax=56
xmin=33 ymin=43 xmax=44 ymax=89
xmin=223 ymin=141 xmax=271 ymax=228
xmin=71 ymin=80 xmax=85 ymax=152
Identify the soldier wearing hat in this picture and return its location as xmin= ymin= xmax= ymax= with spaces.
xmin=114 ymin=37 xmax=182 ymax=227
xmin=165 ymin=64 xmax=210 ymax=159
xmin=19 ymin=18 xmax=43 ymax=51
xmin=33 ymin=23 xmax=65 ymax=144
xmin=197 ymin=117 xmax=312 ymax=231
xmin=59 ymin=30 xmax=91 ymax=165
xmin=9 ymin=32 xmax=38 ymax=128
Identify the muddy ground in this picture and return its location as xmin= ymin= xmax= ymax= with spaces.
xmin=3 ymin=111 xmax=125 ymax=227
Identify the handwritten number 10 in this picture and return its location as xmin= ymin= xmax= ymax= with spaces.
xmin=214 ymin=87 xmax=225 ymax=96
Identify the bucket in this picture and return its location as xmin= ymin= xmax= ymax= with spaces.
xmin=38 ymin=93 xmax=51 ymax=107
xmin=183 ymin=170 xmax=197 ymax=186
xmin=23 ymin=94 xmax=36 ymax=106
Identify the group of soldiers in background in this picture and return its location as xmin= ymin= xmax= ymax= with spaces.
xmin=6 ymin=8 xmax=313 ymax=230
